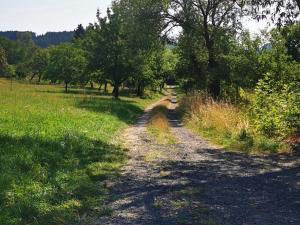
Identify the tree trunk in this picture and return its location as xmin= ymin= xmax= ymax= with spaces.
xmin=30 ymin=73 xmax=36 ymax=81
xmin=209 ymin=79 xmax=221 ymax=99
xmin=160 ymin=82 xmax=165 ymax=92
xmin=296 ymin=0 xmax=300 ymax=10
xmin=65 ymin=82 xmax=68 ymax=93
xmin=113 ymin=85 xmax=120 ymax=99
xmin=38 ymin=74 xmax=42 ymax=83
xmin=202 ymin=18 xmax=221 ymax=98
xmin=90 ymin=81 xmax=94 ymax=89
xmin=137 ymin=81 xmax=145 ymax=97
xmin=104 ymin=82 xmax=108 ymax=92
xmin=98 ymin=83 xmax=102 ymax=93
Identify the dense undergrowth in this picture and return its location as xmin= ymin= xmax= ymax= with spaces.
xmin=0 ymin=79 xmax=161 ymax=225
xmin=178 ymin=94 xmax=294 ymax=154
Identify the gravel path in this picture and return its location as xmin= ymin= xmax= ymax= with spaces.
xmin=96 ymin=97 xmax=300 ymax=225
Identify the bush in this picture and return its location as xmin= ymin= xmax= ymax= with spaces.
xmin=252 ymin=31 xmax=300 ymax=138
xmin=253 ymin=72 xmax=300 ymax=137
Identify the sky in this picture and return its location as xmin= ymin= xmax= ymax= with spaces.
xmin=0 ymin=0 xmax=269 ymax=35
xmin=0 ymin=0 xmax=112 ymax=34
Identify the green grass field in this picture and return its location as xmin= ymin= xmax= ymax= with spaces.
xmin=0 ymin=79 xmax=161 ymax=225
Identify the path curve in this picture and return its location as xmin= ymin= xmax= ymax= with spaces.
xmin=96 ymin=96 xmax=300 ymax=225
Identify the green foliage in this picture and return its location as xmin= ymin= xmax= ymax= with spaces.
xmin=222 ymin=32 xmax=263 ymax=90
xmin=252 ymin=31 xmax=300 ymax=137
xmin=78 ymin=0 xmax=164 ymax=98
xmin=29 ymin=48 xmax=49 ymax=82
xmin=74 ymin=24 xmax=85 ymax=40
xmin=95 ymin=8 xmax=133 ymax=98
xmin=0 ymin=37 xmax=27 ymax=65
xmin=283 ymin=22 xmax=300 ymax=63
xmin=46 ymin=44 xmax=87 ymax=92
xmin=253 ymin=70 xmax=300 ymax=137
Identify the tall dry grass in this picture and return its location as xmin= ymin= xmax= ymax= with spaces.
xmin=148 ymin=100 xmax=177 ymax=145
xmin=179 ymin=94 xmax=285 ymax=154
xmin=180 ymin=95 xmax=250 ymax=138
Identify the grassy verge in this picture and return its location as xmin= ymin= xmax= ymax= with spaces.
xmin=178 ymin=94 xmax=289 ymax=154
xmin=0 ymin=79 xmax=161 ymax=225
xmin=147 ymin=100 xmax=177 ymax=145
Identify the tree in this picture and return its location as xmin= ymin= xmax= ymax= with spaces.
xmin=221 ymin=32 xmax=262 ymax=96
xmin=13 ymin=32 xmax=38 ymax=79
xmin=160 ymin=47 xmax=179 ymax=87
xmin=87 ymin=7 xmax=133 ymax=99
xmin=74 ymin=24 xmax=85 ymax=40
xmin=0 ymin=37 xmax=27 ymax=65
xmin=79 ymin=0 xmax=163 ymax=98
xmin=163 ymin=0 xmax=246 ymax=97
xmin=283 ymin=22 xmax=300 ymax=62
xmin=46 ymin=44 xmax=87 ymax=92
xmin=251 ymin=0 xmax=300 ymax=26
xmin=109 ymin=0 xmax=164 ymax=97
xmin=29 ymin=48 xmax=49 ymax=82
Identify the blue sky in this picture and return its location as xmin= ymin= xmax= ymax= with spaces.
xmin=0 ymin=0 xmax=267 ymax=35
xmin=0 ymin=0 xmax=112 ymax=34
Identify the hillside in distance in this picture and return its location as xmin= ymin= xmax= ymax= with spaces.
xmin=0 ymin=31 xmax=74 ymax=48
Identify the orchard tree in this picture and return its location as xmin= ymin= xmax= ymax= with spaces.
xmin=29 ymin=48 xmax=49 ymax=82
xmin=46 ymin=44 xmax=87 ymax=92
xmin=80 ymin=0 xmax=163 ymax=98
xmin=116 ymin=0 xmax=164 ymax=96
xmin=94 ymin=7 xmax=133 ymax=99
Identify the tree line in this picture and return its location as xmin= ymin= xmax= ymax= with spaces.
xmin=0 ymin=31 xmax=74 ymax=48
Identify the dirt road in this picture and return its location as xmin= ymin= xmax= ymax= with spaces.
xmin=96 ymin=97 xmax=300 ymax=225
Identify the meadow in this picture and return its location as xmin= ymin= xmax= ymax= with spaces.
xmin=0 ymin=79 xmax=161 ymax=225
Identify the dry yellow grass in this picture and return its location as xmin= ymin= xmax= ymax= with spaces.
xmin=148 ymin=100 xmax=177 ymax=145
xmin=180 ymin=95 xmax=250 ymax=138
xmin=179 ymin=94 xmax=285 ymax=154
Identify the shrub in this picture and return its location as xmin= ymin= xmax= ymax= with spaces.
xmin=252 ymin=31 xmax=300 ymax=138
xmin=253 ymin=72 xmax=300 ymax=137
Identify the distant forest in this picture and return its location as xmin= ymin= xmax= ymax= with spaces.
xmin=0 ymin=31 xmax=74 ymax=48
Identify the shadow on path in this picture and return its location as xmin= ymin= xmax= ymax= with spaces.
xmin=96 ymin=97 xmax=300 ymax=225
